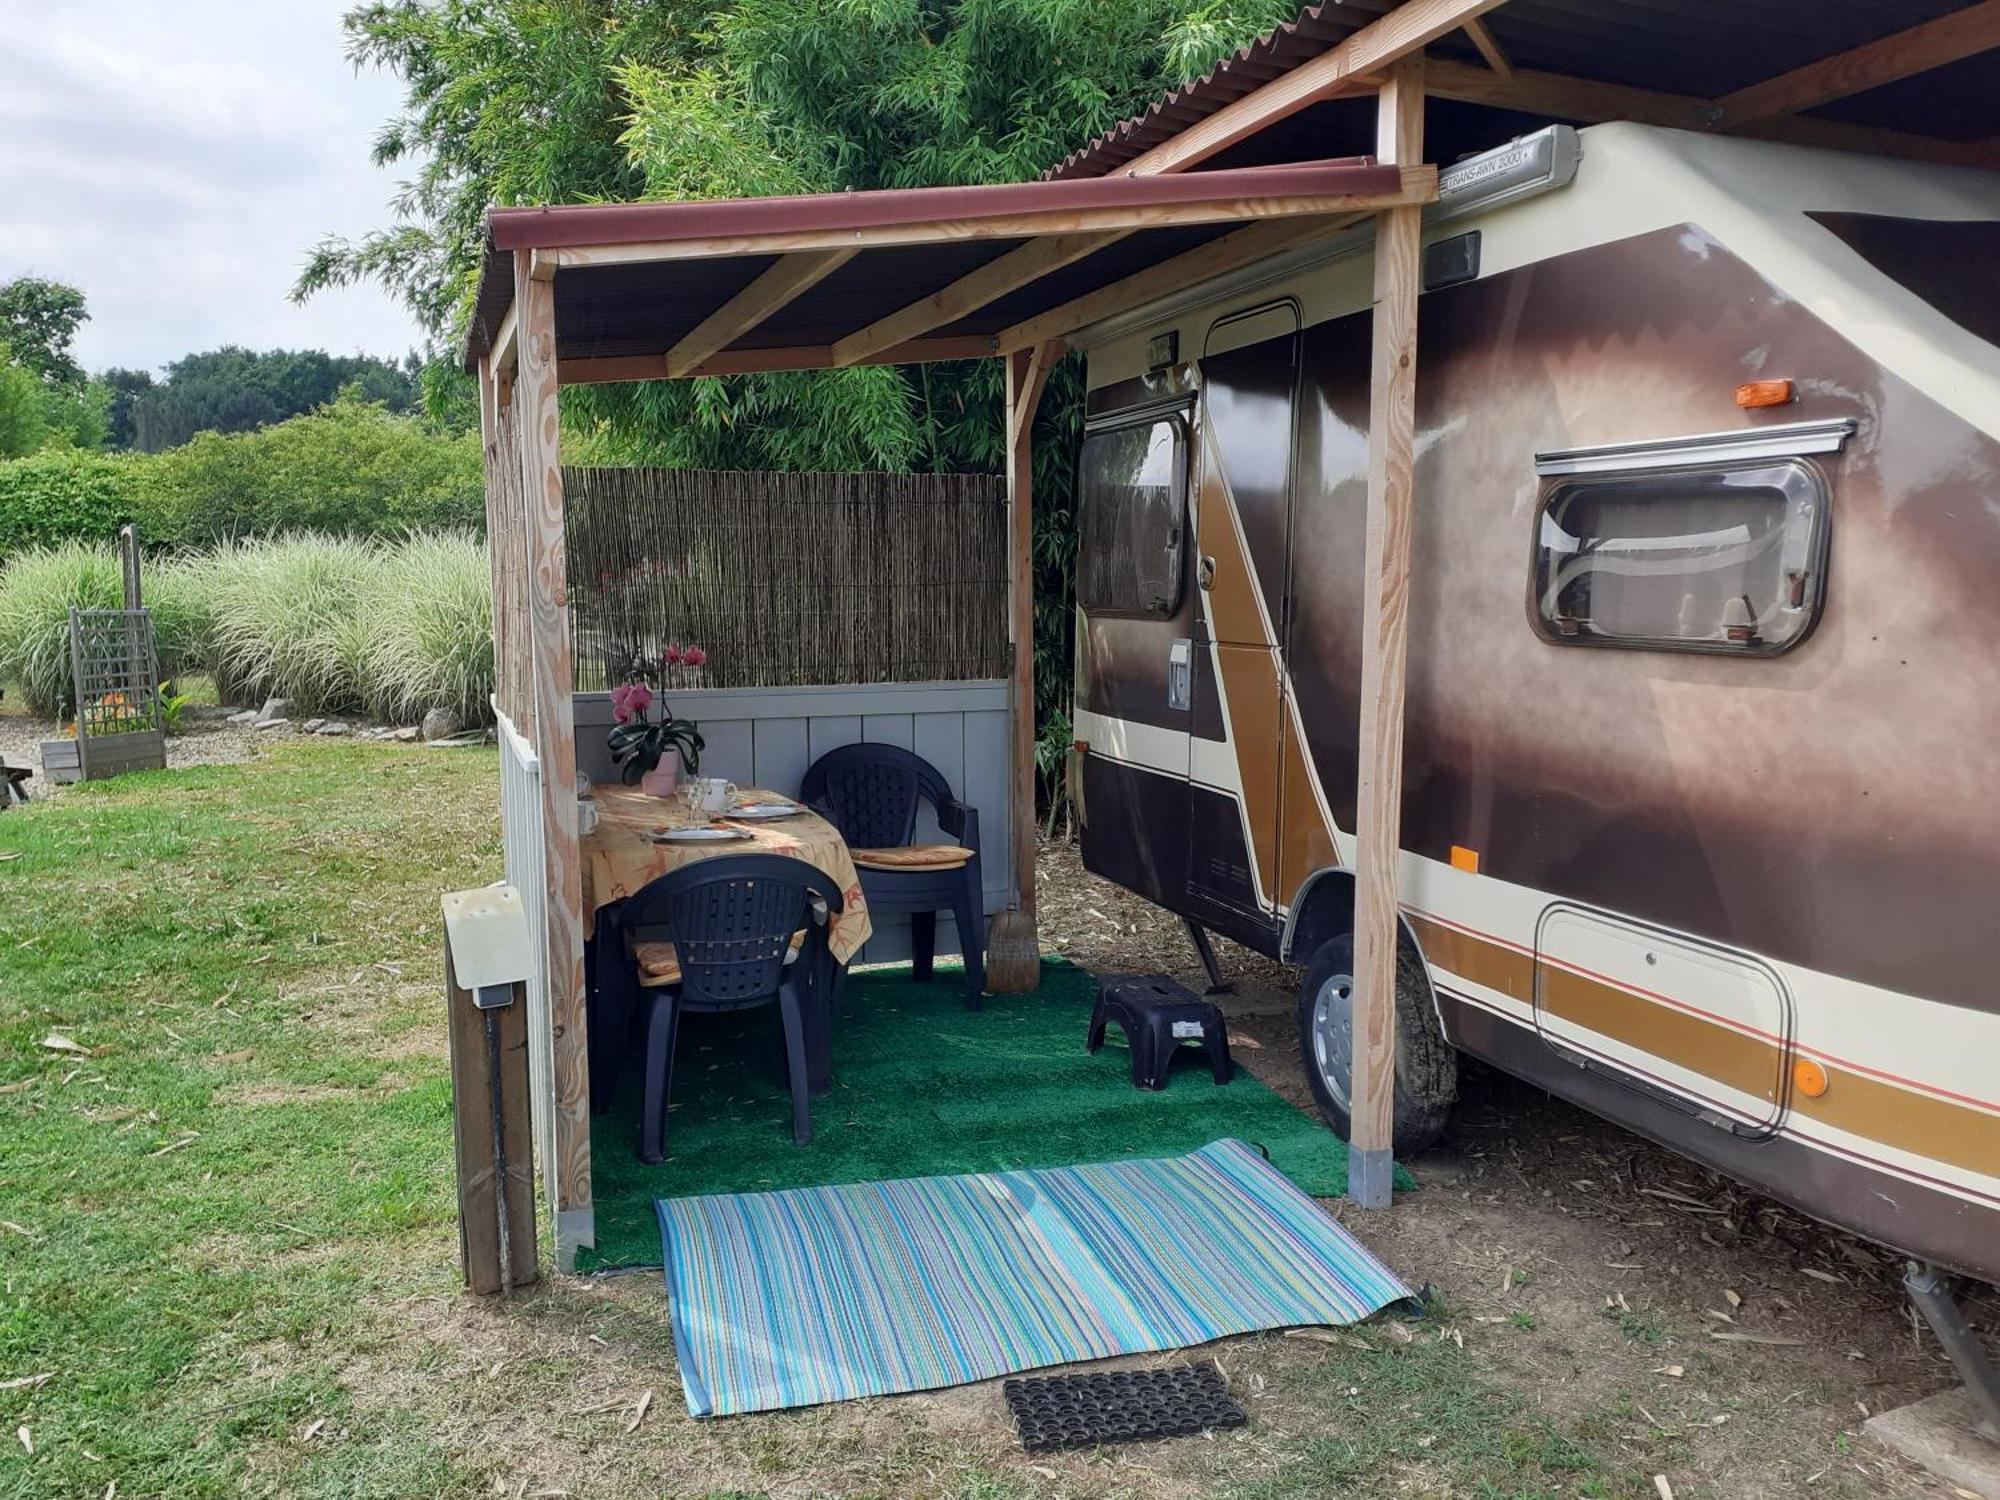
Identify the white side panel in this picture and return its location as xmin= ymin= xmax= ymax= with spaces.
xmin=496 ymin=706 xmax=554 ymax=1210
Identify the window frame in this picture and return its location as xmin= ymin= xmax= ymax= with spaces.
xmin=1526 ymin=456 xmax=1834 ymax=658
xmin=1075 ymin=402 xmax=1193 ymax=621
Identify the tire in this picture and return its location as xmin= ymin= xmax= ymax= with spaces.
xmin=1297 ymin=931 xmax=1458 ymax=1155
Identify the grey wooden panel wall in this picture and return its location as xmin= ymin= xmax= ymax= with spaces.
xmin=573 ymin=680 xmax=1011 ymax=964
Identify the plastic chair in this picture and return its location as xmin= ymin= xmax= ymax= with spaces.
xmin=800 ymin=742 xmax=985 ymax=1007
xmin=608 ymin=854 xmax=845 ymax=1163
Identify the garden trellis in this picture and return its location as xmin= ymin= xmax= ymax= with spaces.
xmin=564 ymin=467 xmax=1008 ymax=692
xmin=52 ymin=606 xmax=166 ymax=783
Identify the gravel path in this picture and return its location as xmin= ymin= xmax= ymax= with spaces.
xmin=0 ymin=705 xmax=262 ymax=800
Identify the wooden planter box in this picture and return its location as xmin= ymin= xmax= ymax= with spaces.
xmin=42 ymin=730 xmax=165 ymax=785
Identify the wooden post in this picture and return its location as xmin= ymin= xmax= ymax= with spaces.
xmin=986 ymin=340 xmax=1060 ymax=993
xmin=118 ymin=524 xmax=142 ymax=611
xmin=513 ymin=250 xmax=593 ymax=1262
xmin=1348 ymin=54 xmax=1425 ymax=1210
xmin=445 ymin=936 xmax=537 ymax=1294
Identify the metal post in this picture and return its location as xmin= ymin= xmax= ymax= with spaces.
xmin=1905 ymin=1261 xmax=2000 ymax=1440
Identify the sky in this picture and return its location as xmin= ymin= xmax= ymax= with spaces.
xmin=0 ymin=2 xmax=427 ymax=375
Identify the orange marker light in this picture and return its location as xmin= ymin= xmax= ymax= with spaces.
xmin=1449 ymin=844 xmax=1480 ymax=874
xmin=1736 ymin=378 xmax=1794 ymax=409
xmin=1793 ymin=1056 xmax=1830 ymax=1098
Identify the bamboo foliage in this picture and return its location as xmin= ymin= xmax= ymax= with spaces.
xmin=562 ymin=467 xmax=1009 ymax=690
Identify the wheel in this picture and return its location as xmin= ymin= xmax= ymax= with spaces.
xmin=1297 ymin=931 xmax=1457 ymax=1155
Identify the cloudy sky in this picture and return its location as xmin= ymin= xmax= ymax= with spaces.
xmin=0 ymin=2 xmax=426 ymax=375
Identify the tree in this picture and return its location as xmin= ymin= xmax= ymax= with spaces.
xmin=124 ymin=346 xmax=423 ymax=451
xmin=0 ymin=357 xmax=47 ymax=458
xmin=305 ymin=0 xmax=1296 ymax=793
xmin=0 ymin=277 xmax=89 ymax=387
xmin=100 ymin=368 xmax=156 ymax=450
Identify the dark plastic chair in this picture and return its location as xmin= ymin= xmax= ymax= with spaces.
xmin=800 ymin=742 xmax=985 ymax=1007
xmin=599 ymin=854 xmax=844 ymax=1163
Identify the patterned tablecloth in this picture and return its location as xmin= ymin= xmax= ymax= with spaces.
xmin=580 ymin=785 xmax=872 ymax=962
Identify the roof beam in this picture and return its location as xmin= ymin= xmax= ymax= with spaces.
xmin=662 ymin=248 xmax=854 ymax=378
xmin=993 ymin=204 xmax=1394 ymax=354
xmin=1424 ymin=57 xmax=2000 ymax=170
xmin=829 ymin=230 xmax=1123 ymax=368
xmin=1116 ymin=0 xmax=1509 ymax=176
xmin=1461 ymin=16 xmax=1512 ymax=77
xmin=540 ymin=173 xmax=1431 ymax=270
xmin=490 ymin=302 xmax=519 ymax=378
xmin=1715 ymin=0 xmax=2000 ymax=128
xmin=558 ymin=334 xmax=998 ymax=386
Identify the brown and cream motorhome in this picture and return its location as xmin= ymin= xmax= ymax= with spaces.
xmin=1069 ymin=122 xmax=2000 ymax=1284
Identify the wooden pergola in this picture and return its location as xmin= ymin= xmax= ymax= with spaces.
xmin=471 ymin=0 xmax=2000 ymax=1262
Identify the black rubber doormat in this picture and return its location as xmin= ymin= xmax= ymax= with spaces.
xmin=1002 ymin=1364 xmax=1247 ymax=1451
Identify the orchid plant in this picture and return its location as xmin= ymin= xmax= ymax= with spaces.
xmin=605 ymin=644 xmax=708 ymax=782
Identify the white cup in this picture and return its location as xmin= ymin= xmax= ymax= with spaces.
xmin=695 ymin=776 xmax=737 ymax=815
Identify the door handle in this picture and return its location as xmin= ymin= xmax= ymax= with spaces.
xmin=1198 ymin=555 xmax=1217 ymax=592
xmin=1167 ymin=638 xmax=1192 ymax=712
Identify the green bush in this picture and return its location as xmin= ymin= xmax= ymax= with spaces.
xmin=0 ymin=396 xmax=482 ymax=554
xmin=148 ymin=394 xmax=483 ymax=543
xmin=0 ymin=449 xmax=167 ymax=557
xmin=356 ymin=531 xmax=494 ymax=726
xmin=0 ymin=542 xmax=206 ymax=715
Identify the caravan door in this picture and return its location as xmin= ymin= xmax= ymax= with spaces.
xmin=1186 ymin=304 xmax=1300 ymax=921
xmin=1073 ymin=397 xmax=1198 ymax=912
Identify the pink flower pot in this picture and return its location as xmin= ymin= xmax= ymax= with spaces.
xmin=640 ymin=750 xmax=680 ymax=798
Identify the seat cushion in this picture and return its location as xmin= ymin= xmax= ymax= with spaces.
xmin=850 ymin=843 xmax=975 ymax=871
xmin=632 ymin=931 xmax=806 ymax=988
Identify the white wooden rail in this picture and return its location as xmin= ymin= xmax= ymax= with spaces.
xmin=496 ymin=706 xmax=556 ymax=1209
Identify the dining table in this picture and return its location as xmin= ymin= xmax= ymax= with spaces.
xmin=580 ymin=783 xmax=874 ymax=958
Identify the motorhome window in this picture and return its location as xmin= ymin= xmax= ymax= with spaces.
xmin=1077 ymin=416 xmax=1187 ymax=617
xmin=1810 ymin=212 xmax=2000 ymax=346
xmin=1533 ymin=461 xmax=1827 ymax=654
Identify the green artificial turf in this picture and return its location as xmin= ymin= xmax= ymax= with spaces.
xmin=581 ymin=957 xmax=1410 ymax=1270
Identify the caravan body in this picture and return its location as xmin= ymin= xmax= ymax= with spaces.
xmin=1071 ymin=123 xmax=2000 ymax=1281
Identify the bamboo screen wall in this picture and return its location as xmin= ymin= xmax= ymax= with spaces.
xmin=562 ymin=467 xmax=1010 ymax=691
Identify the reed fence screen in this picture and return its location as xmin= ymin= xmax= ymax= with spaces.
xmin=563 ymin=467 xmax=1009 ymax=692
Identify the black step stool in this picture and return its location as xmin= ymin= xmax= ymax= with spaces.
xmin=1087 ymin=974 xmax=1232 ymax=1091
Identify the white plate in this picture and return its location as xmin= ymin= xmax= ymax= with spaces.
xmin=729 ymin=801 xmax=803 ymax=820
xmin=647 ymin=826 xmax=751 ymax=844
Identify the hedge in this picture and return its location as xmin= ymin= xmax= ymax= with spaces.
xmin=0 ymin=397 xmax=483 ymax=557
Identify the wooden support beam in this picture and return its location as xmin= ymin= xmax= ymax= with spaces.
xmin=663 ymin=249 xmax=855 ymax=378
xmin=1715 ymin=1 xmax=2000 ymax=127
xmin=994 ymin=176 xmax=1431 ymax=354
xmin=512 ymin=249 xmax=592 ymax=1262
xmin=539 ymin=177 xmax=1431 ymax=271
xmin=1348 ymin=53 xmax=1426 ymax=1212
xmin=1425 ymin=57 xmax=2000 ymax=170
xmin=1462 ymin=16 xmax=1512 ymax=77
xmin=558 ymin=333 xmax=999 ymax=386
xmin=830 ymin=231 xmax=1124 ymax=368
xmin=1116 ymin=0 xmax=1506 ymax=176
xmin=491 ymin=303 xmax=519 ymax=378
xmin=986 ymin=338 xmax=1062 ymax=994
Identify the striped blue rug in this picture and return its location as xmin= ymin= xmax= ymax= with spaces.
xmin=656 ymin=1138 xmax=1413 ymax=1417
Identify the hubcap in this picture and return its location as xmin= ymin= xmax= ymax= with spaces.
xmin=1310 ymin=971 xmax=1355 ymax=1111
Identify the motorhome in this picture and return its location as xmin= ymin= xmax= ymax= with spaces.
xmin=1070 ymin=122 xmax=2000 ymax=1284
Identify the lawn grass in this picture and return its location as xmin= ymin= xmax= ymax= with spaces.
xmin=0 ymin=742 xmax=1726 ymax=1498
xmin=0 ymin=739 xmax=497 ymax=1498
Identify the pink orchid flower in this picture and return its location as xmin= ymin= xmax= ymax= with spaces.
xmin=682 ymin=645 xmax=707 ymax=668
xmin=662 ymin=644 xmax=684 ymax=666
